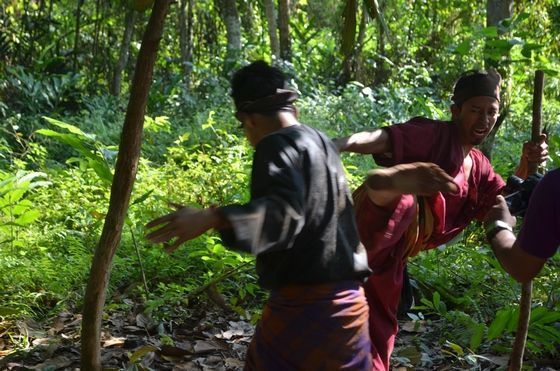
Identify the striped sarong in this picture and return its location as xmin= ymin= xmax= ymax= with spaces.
xmin=244 ymin=281 xmax=371 ymax=371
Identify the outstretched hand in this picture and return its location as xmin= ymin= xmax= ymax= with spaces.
xmin=367 ymin=162 xmax=459 ymax=196
xmin=145 ymin=204 xmax=218 ymax=253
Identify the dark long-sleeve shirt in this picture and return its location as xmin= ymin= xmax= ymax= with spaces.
xmin=220 ymin=124 xmax=371 ymax=290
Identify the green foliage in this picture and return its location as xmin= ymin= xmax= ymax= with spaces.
xmin=0 ymin=0 xmax=558 ymax=361
xmin=1 ymin=67 xmax=82 ymax=117
xmin=0 ymin=170 xmax=50 ymax=249
xmin=36 ymin=117 xmax=114 ymax=185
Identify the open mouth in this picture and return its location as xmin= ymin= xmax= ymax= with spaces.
xmin=473 ymin=128 xmax=487 ymax=136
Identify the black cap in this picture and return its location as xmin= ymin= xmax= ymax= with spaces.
xmin=452 ymin=68 xmax=501 ymax=105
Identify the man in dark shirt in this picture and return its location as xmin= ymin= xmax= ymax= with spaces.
xmin=146 ymin=61 xmax=372 ymax=370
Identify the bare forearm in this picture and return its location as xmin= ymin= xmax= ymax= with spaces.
xmin=210 ymin=208 xmax=232 ymax=230
xmin=334 ymin=129 xmax=391 ymax=154
xmin=513 ymin=158 xmax=529 ymax=180
xmin=365 ymin=162 xmax=458 ymax=196
xmin=489 ymin=229 xmax=518 ymax=273
xmin=365 ymin=169 xmax=402 ymax=207
xmin=490 ymin=230 xmax=545 ymax=283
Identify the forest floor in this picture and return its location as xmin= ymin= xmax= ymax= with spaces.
xmin=0 ymin=299 xmax=558 ymax=371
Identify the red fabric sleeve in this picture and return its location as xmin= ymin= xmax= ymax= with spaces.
xmin=373 ymin=117 xmax=438 ymax=167
xmin=472 ymin=149 xmax=506 ymax=221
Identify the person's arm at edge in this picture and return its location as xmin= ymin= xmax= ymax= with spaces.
xmin=489 ymin=230 xmax=546 ymax=283
xmin=484 ymin=195 xmax=547 ymax=282
xmin=333 ymin=128 xmax=392 ymax=154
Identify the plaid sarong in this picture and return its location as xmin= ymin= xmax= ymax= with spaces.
xmin=244 ymin=281 xmax=371 ymax=371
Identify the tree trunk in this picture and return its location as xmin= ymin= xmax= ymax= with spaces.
xmin=278 ymin=0 xmax=292 ymax=61
xmin=340 ymin=0 xmax=357 ymax=84
xmin=263 ymin=0 xmax=280 ymax=60
xmin=487 ymin=0 xmax=513 ymax=28
xmin=179 ymin=0 xmax=194 ymax=88
xmin=354 ymin=10 xmax=368 ymax=82
xmin=93 ymin=0 xmax=101 ymax=65
xmin=215 ymin=0 xmax=241 ymax=73
xmin=480 ymin=0 xmax=513 ymax=159
xmin=364 ymin=0 xmax=389 ymax=85
xmin=239 ymin=0 xmax=255 ymax=43
xmin=73 ymin=0 xmax=84 ymax=71
xmin=110 ymin=7 xmax=137 ymax=96
xmin=80 ymin=1 xmax=172 ymax=370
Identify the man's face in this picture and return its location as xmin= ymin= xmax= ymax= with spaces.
xmin=235 ymin=112 xmax=257 ymax=147
xmin=452 ymin=96 xmax=500 ymax=146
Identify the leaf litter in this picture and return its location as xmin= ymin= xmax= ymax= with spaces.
xmin=1 ymin=306 xmax=559 ymax=370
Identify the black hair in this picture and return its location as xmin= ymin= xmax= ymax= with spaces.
xmin=231 ymin=61 xmax=286 ymax=108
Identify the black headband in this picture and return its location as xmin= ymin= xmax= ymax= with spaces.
xmin=235 ymin=89 xmax=299 ymax=114
xmin=452 ymin=68 xmax=501 ymax=105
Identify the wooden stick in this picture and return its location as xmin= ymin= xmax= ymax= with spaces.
xmin=528 ymin=70 xmax=544 ymax=174
xmin=509 ymin=70 xmax=544 ymax=371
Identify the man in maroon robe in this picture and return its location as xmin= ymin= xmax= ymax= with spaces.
xmin=335 ymin=69 xmax=548 ymax=370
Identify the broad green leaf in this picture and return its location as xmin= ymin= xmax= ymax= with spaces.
xmin=36 ymin=130 xmax=92 ymax=156
xmin=481 ymin=26 xmax=498 ymax=37
xmin=469 ymin=323 xmax=485 ymax=351
xmin=506 ymin=308 xmax=520 ymax=332
xmin=11 ymin=200 xmax=33 ymax=214
xmin=7 ymin=188 xmax=26 ymax=204
xmin=521 ymin=43 xmax=543 ymax=58
xmin=42 ymin=116 xmax=87 ymax=137
xmin=488 ymin=308 xmax=514 ymax=341
xmin=433 ymin=291 xmax=440 ymax=308
xmin=89 ymin=159 xmax=113 ymax=184
xmin=14 ymin=209 xmax=41 ymax=225
xmin=16 ymin=171 xmax=47 ymax=184
xmin=0 ymin=306 xmax=20 ymax=316
xmin=486 ymin=39 xmax=514 ymax=52
xmin=531 ymin=307 xmax=560 ymax=325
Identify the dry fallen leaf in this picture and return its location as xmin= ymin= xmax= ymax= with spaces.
xmin=400 ymin=320 xmax=427 ymax=333
xmin=159 ymin=344 xmax=194 ymax=357
xmin=396 ymin=345 xmax=422 ymax=366
xmin=193 ymin=340 xmax=226 ymax=354
xmin=136 ymin=313 xmax=153 ymax=329
xmin=26 ymin=355 xmax=72 ymax=370
xmin=103 ymin=336 xmax=126 ymax=348
xmin=16 ymin=318 xmax=45 ymax=339
xmin=224 ymin=357 xmax=245 ymax=368
xmin=478 ymin=353 xmax=509 ymax=366
xmin=48 ymin=317 xmax=66 ymax=336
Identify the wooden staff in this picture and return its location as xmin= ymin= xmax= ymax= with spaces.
xmin=509 ymin=70 xmax=544 ymax=371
